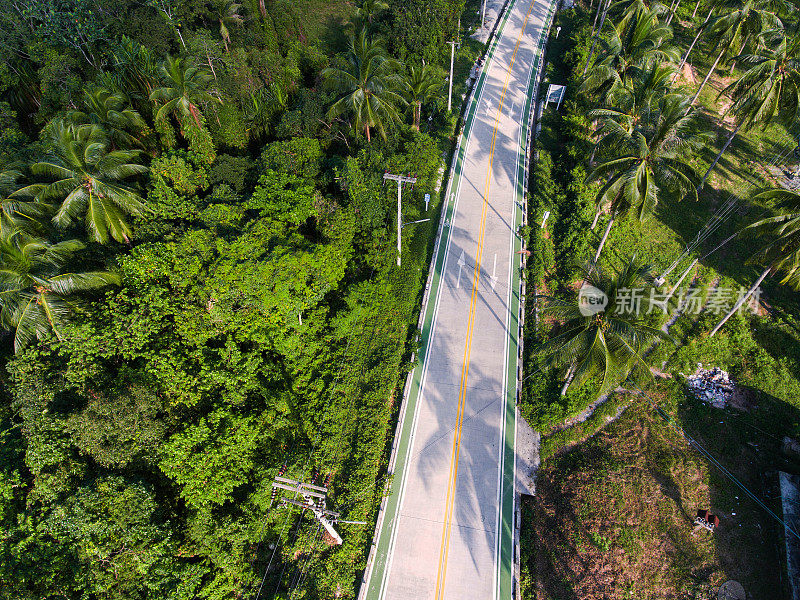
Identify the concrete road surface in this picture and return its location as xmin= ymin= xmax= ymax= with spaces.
xmin=360 ymin=0 xmax=555 ymax=598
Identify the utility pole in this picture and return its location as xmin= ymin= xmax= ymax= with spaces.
xmin=384 ymin=172 xmax=418 ymax=267
xmin=271 ymin=476 xmax=366 ymax=545
xmin=447 ymin=40 xmax=458 ymax=112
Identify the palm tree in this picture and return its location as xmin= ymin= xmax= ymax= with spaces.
xmin=587 ymin=61 xmax=676 ymax=190
xmin=150 ymin=55 xmax=220 ymax=130
xmin=689 ymin=0 xmax=784 ymax=105
xmin=699 ymin=30 xmax=800 ymax=187
xmin=587 ymin=95 xmax=709 ymax=261
xmin=211 ymin=0 xmax=244 ymax=52
xmin=348 ymin=0 xmax=389 ymax=32
xmin=0 ymin=170 xmax=48 ymax=236
xmin=537 ymin=258 xmax=673 ymax=396
xmin=582 ymin=6 xmax=678 ymax=103
xmin=404 ymin=64 xmax=443 ymax=130
xmin=0 ymin=230 xmax=119 ymax=352
xmin=710 ymin=187 xmax=800 ymax=335
xmin=672 ymin=5 xmax=716 ymax=85
xmin=67 ymin=87 xmax=148 ymax=149
xmin=322 ymin=31 xmax=406 ymax=142
xmin=13 ymin=122 xmax=148 ymax=244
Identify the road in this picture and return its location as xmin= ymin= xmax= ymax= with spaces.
xmin=360 ymin=0 xmax=555 ymax=598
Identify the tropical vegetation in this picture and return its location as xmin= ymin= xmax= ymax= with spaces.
xmin=0 ymin=0 xmax=465 ymax=597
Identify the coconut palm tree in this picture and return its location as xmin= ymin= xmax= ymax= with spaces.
xmin=689 ymin=0 xmax=784 ymax=105
xmin=582 ymin=6 xmax=678 ymax=103
xmin=710 ymin=187 xmax=800 ymax=335
xmin=211 ymin=0 xmax=244 ymax=52
xmin=672 ymin=4 xmax=716 ymax=85
xmin=587 ymin=95 xmax=709 ymax=262
xmin=67 ymin=87 xmax=148 ymax=149
xmin=537 ymin=258 xmax=673 ymax=396
xmin=404 ymin=64 xmax=443 ymax=130
xmin=0 ymin=229 xmax=119 ymax=352
xmin=13 ymin=121 xmax=148 ymax=244
xmin=348 ymin=0 xmax=389 ymax=33
xmin=150 ymin=55 xmax=220 ymax=130
xmin=322 ymin=30 xmax=406 ymax=142
xmin=699 ymin=30 xmax=800 ymax=187
xmin=0 ymin=170 xmax=49 ymax=236
xmin=587 ymin=61 xmax=676 ymax=199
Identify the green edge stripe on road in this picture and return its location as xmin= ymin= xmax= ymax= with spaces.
xmin=497 ymin=0 xmax=556 ymax=598
xmin=360 ymin=4 xmax=517 ymax=598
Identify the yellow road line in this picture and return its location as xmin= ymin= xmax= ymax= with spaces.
xmin=433 ymin=2 xmax=536 ymax=599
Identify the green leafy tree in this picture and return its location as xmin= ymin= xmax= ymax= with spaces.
xmin=587 ymin=60 xmax=676 ymax=168
xmin=404 ymin=64 xmax=443 ymax=129
xmin=348 ymin=0 xmax=389 ymax=33
xmin=0 ymin=230 xmax=118 ymax=352
xmin=536 ymin=258 xmax=673 ymax=397
xmin=15 ymin=122 xmax=148 ymax=243
xmin=322 ymin=31 xmax=406 ymax=142
xmin=107 ymin=36 xmax=161 ymax=106
xmin=0 ymin=170 xmax=47 ymax=235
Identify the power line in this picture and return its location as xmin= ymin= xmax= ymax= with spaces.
xmin=629 ymin=382 xmax=800 ymax=542
xmin=659 ymin=141 xmax=796 ymax=282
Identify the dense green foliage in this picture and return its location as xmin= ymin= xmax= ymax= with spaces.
xmin=524 ymin=0 xmax=800 ymax=430
xmin=0 ymin=0 xmax=473 ymax=596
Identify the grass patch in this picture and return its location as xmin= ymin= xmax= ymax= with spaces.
xmin=528 ymin=392 xmax=794 ymax=600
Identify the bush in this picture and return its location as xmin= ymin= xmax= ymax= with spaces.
xmin=210 ymin=154 xmax=254 ymax=192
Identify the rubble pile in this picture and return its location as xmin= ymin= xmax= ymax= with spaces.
xmin=685 ymin=363 xmax=735 ymax=408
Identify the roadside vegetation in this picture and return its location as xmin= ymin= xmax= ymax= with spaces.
xmin=0 ymin=0 xmax=488 ymax=597
xmin=522 ymin=0 xmax=800 ymax=597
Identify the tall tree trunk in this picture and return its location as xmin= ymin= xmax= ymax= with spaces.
xmin=591 ymin=204 xmax=603 ymax=229
xmin=594 ymin=216 xmax=615 ymax=264
xmin=690 ymin=46 xmax=726 ymax=105
xmin=591 ymin=0 xmax=605 ymax=36
xmin=176 ymin=26 xmax=187 ymax=50
xmin=691 ymin=0 xmax=701 ymax=19
xmin=258 ymin=0 xmax=267 ymax=19
xmin=205 ymin=44 xmax=218 ymax=81
xmin=560 ymin=364 xmax=576 ymax=396
xmin=709 ymin=267 xmax=770 ymax=336
xmin=699 ymin=120 xmax=743 ymax=189
xmin=672 ymin=8 xmax=714 ymax=84
xmin=413 ymin=101 xmax=421 ymax=130
xmin=365 ymin=124 xmax=371 ymax=143
xmin=584 ymin=0 xmax=613 ymax=75
xmin=666 ymin=0 xmax=680 ymax=25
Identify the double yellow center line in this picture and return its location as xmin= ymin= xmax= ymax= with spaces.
xmin=433 ymin=2 xmax=536 ymax=598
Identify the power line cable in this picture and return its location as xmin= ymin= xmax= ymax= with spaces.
xmin=661 ymin=142 xmax=796 ymax=280
xmin=629 ymin=382 xmax=800 ymax=541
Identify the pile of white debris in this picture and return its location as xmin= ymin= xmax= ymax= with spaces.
xmin=684 ymin=363 xmax=735 ymax=408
